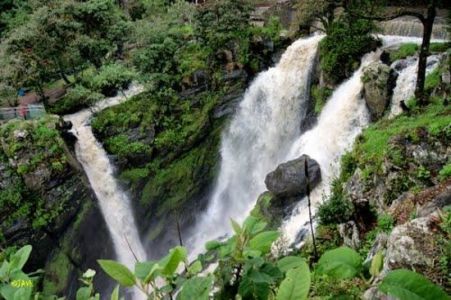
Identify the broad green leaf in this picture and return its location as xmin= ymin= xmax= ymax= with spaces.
xmin=111 ymin=285 xmax=119 ymax=300
xmin=243 ymin=249 xmax=262 ymax=258
xmin=316 ymin=247 xmax=362 ymax=279
xmin=177 ymin=276 xmax=213 ymax=300
xmin=231 ymin=219 xmax=242 ymax=235
xmin=205 ymin=240 xmax=222 ymax=251
xmin=0 ymin=283 xmax=17 ymax=300
xmin=277 ymin=256 xmax=307 ymax=273
xmin=0 ymin=261 xmax=9 ymax=278
xmin=276 ymin=260 xmax=310 ymax=300
xmin=378 ymin=269 xmax=450 ymax=300
xmin=247 ymin=269 xmax=274 ymax=284
xmin=97 ymin=260 xmax=136 ymax=287
xmin=158 ymin=246 xmax=187 ymax=276
xmin=239 ymin=275 xmax=270 ymax=300
xmin=13 ymin=287 xmax=32 ymax=300
xmin=369 ymin=252 xmax=383 ymax=278
xmin=76 ymin=286 xmax=92 ymax=300
xmin=218 ymin=238 xmax=236 ymax=258
xmin=248 ymin=231 xmax=279 ymax=254
xmin=9 ymin=245 xmax=32 ymax=272
xmin=188 ymin=260 xmax=202 ymax=275
xmin=243 ymin=216 xmax=267 ymax=235
xmin=134 ymin=261 xmax=157 ymax=281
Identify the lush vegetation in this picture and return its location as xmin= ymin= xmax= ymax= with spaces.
xmin=2 ymin=214 xmax=449 ymax=299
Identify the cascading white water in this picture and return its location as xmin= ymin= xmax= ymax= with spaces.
xmin=65 ymin=86 xmax=146 ymax=298
xmin=389 ymin=55 xmax=441 ymax=118
xmin=280 ymin=51 xmax=379 ymax=246
xmin=379 ymin=17 xmax=449 ymax=40
xmin=187 ymin=35 xmax=324 ymax=256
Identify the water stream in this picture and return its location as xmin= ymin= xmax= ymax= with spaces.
xmin=65 ymin=86 xmax=146 ymax=299
xmin=187 ymin=35 xmax=324 ymax=256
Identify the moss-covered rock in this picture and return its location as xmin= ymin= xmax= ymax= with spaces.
xmin=362 ymin=62 xmax=393 ymax=121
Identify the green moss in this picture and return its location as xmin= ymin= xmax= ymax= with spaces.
xmin=120 ymin=168 xmax=150 ymax=184
xmin=389 ymin=43 xmax=418 ymax=61
xmin=311 ymin=85 xmax=333 ymax=114
xmin=42 ymin=251 xmax=73 ymax=296
xmin=249 ymin=192 xmax=282 ymax=229
xmin=141 ymin=124 xmax=221 ymax=217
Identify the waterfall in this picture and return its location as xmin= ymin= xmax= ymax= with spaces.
xmin=389 ymin=55 xmax=441 ymax=118
xmin=65 ymin=86 xmax=146 ymax=298
xmin=280 ymin=51 xmax=379 ymax=246
xmin=187 ymin=35 xmax=324 ymax=256
xmin=379 ymin=17 xmax=449 ymax=40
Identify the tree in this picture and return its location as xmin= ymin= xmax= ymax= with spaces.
xmin=346 ymin=0 xmax=441 ymax=105
xmin=292 ymin=0 xmax=341 ymax=34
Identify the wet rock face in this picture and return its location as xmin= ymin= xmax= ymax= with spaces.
xmin=265 ymin=155 xmax=321 ymax=199
xmin=362 ymin=62 xmax=394 ymax=121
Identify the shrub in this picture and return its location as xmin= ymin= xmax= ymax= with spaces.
xmin=318 ymin=191 xmax=355 ymax=225
xmin=439 ymin=164 xmax=451 ymax=181
xmin=319 ymin=17 xmax=376 ymax=84
xmin=377 ymin=213 xmax=394 ymax=232
xmin=91 ymin=63 xmax=136 ymax=96
xmin=48 ymin=85 xmax=103 ymax=115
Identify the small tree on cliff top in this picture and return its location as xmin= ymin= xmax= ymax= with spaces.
xmin=346 ymin=0 xmax=444 ymax=105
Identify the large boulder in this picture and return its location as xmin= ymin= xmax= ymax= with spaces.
xmin=362 ymin=62 xmax=393 ymax=121
xmin=265 ymin=155 xmax=321 ymax=199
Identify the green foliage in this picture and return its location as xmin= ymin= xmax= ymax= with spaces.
xmin=97 ymin=260 xmax=136 ymax=287
xmin=378 ymin=269 xmax=450 ymax=300
xmin=276 ymin=260 xmax=310 ymax=300
xmin=0 ymin=116 xmax=70 ymax=231
xmin=48 ymin=85 xmax=103 ymax=115
xmin=319 ymin=15 xmax=376 ymax=84
xmin=348 ymin=101 xmax=450 ymax=180
xmin=424 ymin=69 xmax=441 ymax=94
xmin=105 ymin=134 xmax=151 ymax=160
xmin=377 ymin=213 xmax=395 ymax=232
xmin=195 ymin=0 xmax=252 ymax=51
xmin=439 ymin=164 xmax=451 ymax=181
xmin=311 ymin=85 xmax=333 ymax=114
xmin=318 ymin=184 xmax=355 ymax=225
xmin=90 ymin=63 xmax=136 ymax=96
xmin=177 ymin=276 xmax=213 ymax=300
xmin=429 ymin=42 xmax=451 ymax=53
xmin=0 ymin=0 xmax=130 ymax=94
xmin=316 ymin=247 xmax=362 ymax=280
xmin=0 ymin=245 xmax=34 ymax=300
xmin=390 ymin=43 xmax=419 ymax=61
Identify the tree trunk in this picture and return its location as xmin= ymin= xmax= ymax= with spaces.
xmin=414 ymin=0 xmax=436 ymax=105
